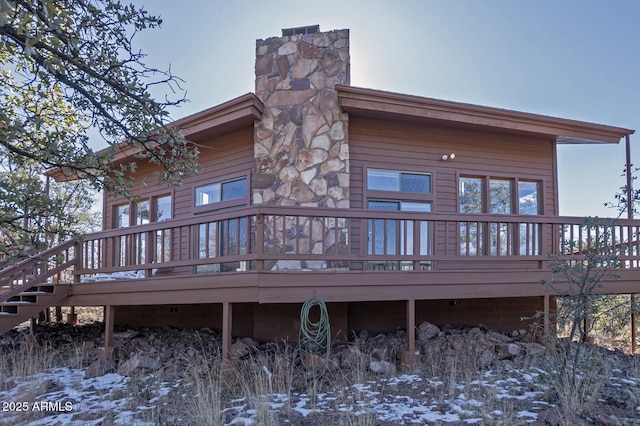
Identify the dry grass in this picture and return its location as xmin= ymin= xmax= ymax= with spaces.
xmin=539 ymin=337 xmax=614 ymax=424
xmin=0 ymin=340 xmax=61 ymax=423
xmin=0 ymin=340 xmax=58 ymax=391
xmin=1 ymin=327 xmax=638 ymax=425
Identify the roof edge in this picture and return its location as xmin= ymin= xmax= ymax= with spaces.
xmin=47 ymin=93 xmax=264 ymax=182
xmin=337 ymin=85 xmax=634 ymax=144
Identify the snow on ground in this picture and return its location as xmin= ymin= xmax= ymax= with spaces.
xmin=0 ymin=364 xmax=557 ymax=425
xmin=1 ymin=356 xmax=639 ymax=425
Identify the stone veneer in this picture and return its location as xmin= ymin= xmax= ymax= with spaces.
xmin=253 ymin=28 xmax=350 ymax=208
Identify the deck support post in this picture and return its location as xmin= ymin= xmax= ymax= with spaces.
xmin=67 ymin=306 xmax=77 ymax=325
xmin=104 ymin=305 xmax=115 ymax=348
xmin=222 ymin=302 xmax=232 ymax=360
xmin=543 ymin=294 xmax=550 ymax=335
xmin=407 ymin=299 xmax=416 ymax=353
xmin=399 ymin=299 xmax=420 ymax=370
xmin=626 ymin=135 xmax=636 ymax=353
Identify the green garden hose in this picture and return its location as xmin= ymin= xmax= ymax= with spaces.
xmin=299 ymin=297 xmax=331 ymax=374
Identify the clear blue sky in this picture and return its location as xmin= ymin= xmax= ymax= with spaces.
xmin=132 ymin=0 xmax=640 ymax=218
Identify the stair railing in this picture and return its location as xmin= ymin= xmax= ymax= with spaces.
xmin=0 ymin=239 xmax=77 ymax=303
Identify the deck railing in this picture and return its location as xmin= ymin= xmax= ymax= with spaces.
xmin=73 ymin=206 xmax=640 ymax=280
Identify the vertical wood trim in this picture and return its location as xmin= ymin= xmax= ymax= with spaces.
xmin=551 ymin=142 xmax=559 ymax=215
xmin=631 ymin=294 xmax=637 ymax=354
xmin=104 ymin=305 xmax=115 ymax=348
xmin=407 ymin=299 xmax=416 ymax=353
xmin=222 ymin=302 xmax=233 ymax=360
xmin=102 ymin=190 xmax=107 ymax=230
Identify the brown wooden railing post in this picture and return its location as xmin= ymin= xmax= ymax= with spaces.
xmin=73 ymin=239 xmax=82 ymax=283
xmin=145 ymin=230 xmax=154 ymax=277
xmin=413 ymin=220 xmax=420 ymax=271
xmin=256 ymin=214 xmax=264 ymax=271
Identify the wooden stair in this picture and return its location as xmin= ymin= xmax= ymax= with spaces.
xmin=0 ymin=283 xmax=71 ymax=334
xmin=0 ymin=240 xmax=77 ymax=334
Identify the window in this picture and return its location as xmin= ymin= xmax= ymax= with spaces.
xmin=367 ymin=169 xmax=431 ymax=194
xmin=459 ymin=177 xmax=483 ymax=213
xmin=368 ymin=200 xmax=432 ymax=212
xmin=154 ymin=195 xmax=172 ymax=222
xmin=489 ymin=179 xmax=512 ymax=214
xmin=134 ymin=200 xmax=150 ymax=225
xmin=518 ymin=181 xmax=540 ymax=215
xmin=113 ymin=194 xmax=174 ymax=266
xmin=116 ymin=204 xmax=130 ymax=228
xmin=195 ymin=177 xmax=248 ymax=207
xmin=197 ymin=217 xmax=248 ymax=273
xmin=366 ymin=168 xmax=433 ymax=269
xmin=458 ymin=176 xmax=542 ymax=256
xmin=459 ymin=176 xmax=540 ymax=215
xmin=153 ymin=195 xmax=172 ymax=262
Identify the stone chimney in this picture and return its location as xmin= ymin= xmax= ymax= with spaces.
xmin=253 ymin=26 xmax=350 ymax=208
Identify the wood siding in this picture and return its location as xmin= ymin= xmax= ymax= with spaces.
xmin=110 ymin=298 xmax=543 ymax=340
xmin=349 ymin=117 xmax=557 ymax=215
xmin=103 ymin=127 xmax=255 ymax=230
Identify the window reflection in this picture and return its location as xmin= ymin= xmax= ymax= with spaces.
xmin=518 ymin=181 xmax=540 ymax=215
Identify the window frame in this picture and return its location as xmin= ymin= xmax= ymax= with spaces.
xmin=517 ymin=180 xmax=542 ymax=215
xmin=111 ymin=192 xmax=174 ymax=266
xmin=153 ymin=194 xmax=173 ymax=222
xmin=114 ymin=193 xmax=174 ymax=228
xmin=364 ymin=166 xmax=435 ymax=207
xmin=114 ymin=203 xmax=131 ymax=228
xmin=193 ymin=173 xmax=250 ymax=214
xmin=457 ymin=173 xmax=544 ymax=215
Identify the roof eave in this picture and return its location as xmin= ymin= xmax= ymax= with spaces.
xmin=174 ymin=92 xmax=263 ymax=141
xmin=47 ymin=93 xmax=264 ymax=182
xmin=337 ymin=85 xmax=634 ymax=144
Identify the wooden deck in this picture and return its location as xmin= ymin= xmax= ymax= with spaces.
xmin=63 ymin=205 xmax=640 ymax=304
xmin=4 ymin=205 xmax=640 ymax=352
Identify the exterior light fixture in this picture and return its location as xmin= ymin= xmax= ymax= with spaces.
xmin=441 ymin=153 xmax=456 ymax=161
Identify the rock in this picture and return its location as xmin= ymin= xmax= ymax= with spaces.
xmin=369 ymin=360 xmax=396 ymax=375
xmin=523 ymin=342 xmax=546 ymax=356
xmin=117 ymin=354 xmax=161 ymax=376
xmin=398 ymin=351 xmax=420 ymax=370
xmin=114 ymin=330 xmax=139 ymax=340
xmin=532 ymin=408 xmax=562 ymax=426
xmin=497 ymin=343 xmax=521 ymax=360
xmin=469 ymin=327 xmax=482 ymax=336
xmin=417 ymin=322 xmax=440 ymax=342
xmin=488 ymin=331 xmax=512 ymax=343
xmin=240 ymin=337 xmax=259 ymax=350
xmin=230 ymin=341 xmax=251 ymax=358
xmin=371 ymin=347 xmax=388 ymax=361
xmin=595 ymin=414 xmax=622 ymax=426
xmin=85 ymin=357 xmax=113 ymax=378
xmin=341 ymin=345 xmax=367 ymax=369
xmin=478 ymin=348 xmax=496 ymax=368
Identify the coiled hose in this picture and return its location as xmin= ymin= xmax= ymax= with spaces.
xmin=299 ymin=297 xmax=331 ymax=374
